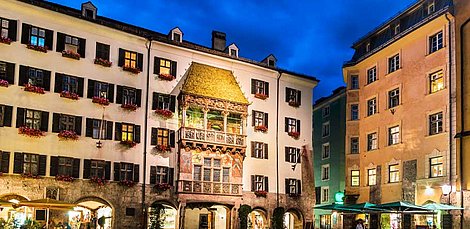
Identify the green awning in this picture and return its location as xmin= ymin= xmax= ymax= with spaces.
xmin=378 ymin=201 xmax=430 ymax=212
xmin=422 ymin=202 xmax=463 ymax=211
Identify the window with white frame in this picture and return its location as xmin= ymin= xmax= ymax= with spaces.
xmin=351 ymin=104 xmax=359 ymax=120
xmin=350 ymin=75 xmax=359 ymax=89
xmin=368 ymin=168 xmax=377 ymax=186
xmin=429 ymin=112 xmax=443 ymax=135
xmin=30 ymin=26 xmax=45 ymax=47
xmin=367 ymin=67 xmax=377 ymax=84
xmin=429 ymin=70 xmax=444 ymax=93
xmin=25 ymin=109 xmax=42 ymax=130
xmin=351 ymin=137 xmax=359 ymax=154
xmin=286 ymin=147 xmax=300 ymax=163
xmin=321 ymin=186 xmax=329 ymax=203
xmin=389 ymin=164 xmax=400 ymax=183
xmin=64 ymin=35 xmax=79 ymax=53
xmin=124 ymin=51 xmax=137 ymax=69
xmin=59 ymin=114 xmax=76 ymax=132
xmin=429 ymin=31 xmax=443 ymax=54
xmin=58 ymin=157 xmax=73 ymax=176
xmin=90 ymin=160 xmax=105 ymax=179
xmin=92 ymin=119 xmax=107 ymax=140
xmin=430 ymin=156 xmax=443 ymax=178
xmin=120 ymin=163 xmax=134 ymax=181
xmin=388 ymin=126 xmax=400 ymax=145
xmin=322 ymin=122 xmax=330 ymax=137
xmin=254 ymin=175 xmax=268 ymax=191
xmin=388 ymin=54 xmax=400 ymax=73
xmin=122 ymin=88 xmax=136 ymax=106
xmin=23 ymin=153 xmax=39 ymax=175
xmin=0 ymin=19 xmax=9 ymax=39
xmin=321 ymin=164 xmax=330 ymax=181
xmin=388 ymin=88 xmax=400 ymax=108
xmin=367 ymin=132 xmax=378 ymax=151
xmin=28 ymin=68 xmax=44 ymax=87
xmin=351 ymin=170 xmax=360 ymax=187
xmin=252 ymin=142 xmax=267 ymax=159
xmin=93 ymin=81 xmax=109 ymax=99
xmin=367 ymin=98 xmax=377 ymax=116
xmin=322 ymin=143 xmax=330 ymax=159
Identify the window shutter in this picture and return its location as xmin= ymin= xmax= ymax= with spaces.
xmin=149 ymin=166 xmax=156 ymax=184
xmin=251 ymin=175 xmax=255 ymax=191
xmin=72 ymin=158 xmax=80 ymax=178
xmin=297 ymin=180 xmax=302 ymax=195
xmin=75 ymin=116 xmax=82 ymax=135
xmin=56 ymin=32 xmax=65 ymax=52
xmin=13 ymin=152 xmax=23 ymax=174
xmin=285 ymin=88 xmax=290 ymax=102
xmin=170 ymin=130 xmax=176 ymax=148
xmin=264 ymin=177 xmax=269 ymax=192
xmin=78 ymin=38 xmax=86 ymax=58
xmin=296 ymin=90 xmax=302 ymax=106
xmin=8 ymin=20 xmax=17 ymax=41
xmin=52 ymin=113 xmax=60 ymax=133
xmin=118 ymin=48 xmax=125 ymax=67
xmin=264 ymin=143 xmax=269 ymax=159
xmin=315 ymin=187 xmax=321 ymax=204
xmin=106 ymin=121 xmax=113 ymax=140
xmin=137 ymin=53 xmax=143 ymax=71
xmin=251 ymin=111 xmax=255 ymax=126
xmin=251 ymin=142 xmax=255 ymax=158
xmin=18 ymin=65 xmax=28 ymax=86
xmin=3 ymin=105 xmax=12 ymax=127
xmin=108 ymin=83 xmax=114 ymax=103
xmin=285 ymin=118 xmax=289 ymax=132
xmin=105 ymin=161 xmax=111 ymax=180
xmin=285 ymin=179 xmax=290 ymax=194
xmin=285 ymin=147 xmax=289 ymax=163
xmin=136 ymin=89 xmax=142 ymax=107
xmin=114 ymin=123 xmax=122 ymax=141
xmin=87 ymin=79 xmax=95 ymax=99
xmin=297 ymin=148 xmax=301 ymax=163
xmin=83 ymin=159 xmax=91 ymax=179
xmin=44 ymin=29 xmax=53 ymax=50
xmin=134 ymin=125 xmax=141 ymax=143
xmin=170 ymin=95 xmax=176 ymax=112
xmin=16 ymin=107 xmax=25 ymax=128
xmin=133 ymin=164 xmax=140 ymax=182
xmin=77 ymin=77 xmax=84 ymax=97
xmin=265 ymin=82 xmax=269 ymax=96
xmin=1 ymin=152 xmax=10 ymax=173
xmin=251 ymin=79 xmax=256 ymax=94
xmin=54 ymin=73 xmax=63 ymax=93
xmin=5 ymin=62 xmax=15 ymax=84
xmin=264 ymin=113 xmax=268 ymax=128
xmin=116 ymin=85 xmax=123 ymax=104
xmin=38 ymin=155 xmax=47 ymax=176
xmin=42 ymin=70 xmax=51 ymax=91
xmin=168 ymin=168 xmax=174 ymax=186
xmin=85 ymin=118 xmax=93 ymax=137
xmin=152 ymin=92 xmax=158 ymax=110
xmin=150 ymin=128 xmax=157 ymax=146
xmin=40 ymin=111 xmax=49 ymax=132
xmin=113 ymin=162 xmax=121 ymax=181
xmin=171 ymin=61 xmax=177 ymax=76
xmin=154 ymin=57 xmax=160 ymax=74
xmin=296 ymin=120 xmax=301 ymax=133
xmin=50 ymin=156 xmax=59 ymax=176
xmin=20 ymin=23 xmax=30 ymax=44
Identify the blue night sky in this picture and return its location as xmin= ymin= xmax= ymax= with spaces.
xmin=50 ymin=0 xmax=414 ymax=101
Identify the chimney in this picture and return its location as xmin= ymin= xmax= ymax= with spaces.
xmin=212 ymin=31 xmax=226 ymax=51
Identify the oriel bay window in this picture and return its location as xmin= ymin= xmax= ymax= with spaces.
xmin=251 ymin=79 xmax=269 ymax=98
xmin=154 ymin=57 xmax=177 ymax=77
xmin=251 ymin=141 xmax=268 ymax=159
xmin=54 ymin=73 xmax=84 ymax=97
xmin=152 ymin=93 xmax=176 ymax=112
xmin=50 ymin=156 xmax=80 ymax=178
xmin=115 ymin=123 xmax=141 ymax=143
xmin=150 ymin=166 xmax=174 ymax=185
xmin=114 ymin=162 xmax=139 ymax=182
xmin=0 ymin=104 xmax=13 ymax=127
xmin=56 ymin=32 xmax=86 ymax=57
xmin=21 ymin=24 xmax=53 ymax=49
xmin=87 ymin=80 xmax=114 ymax=102
xmin=150 ymin=128 xmax=175 ymax=148
xmin=16 ymin=108 xmax=48 ymax=132
xmin=85 ymin=118 xmax=113 ymax=140
xmin=192 ymin=158 xmax=228 ymax=183
xmin=430 ymin=156 xmax=444 ymax=178
xmin=251 ymin=175 xmax=269 ymax=192
xmin=285 ymin=178 xmax=301 ymax=196
xmin=83 ymin=159 xmax=110 ymax=180
xmin=117 ymin=86 xmax=142 ymax=107
xmin=0 ymin=61 xmax=15 ymax=85
xmin=19 ymin=65 xmax=51 ymax=90
xmin=185 ymin=107 xmax=204 ymax=129
xmin=13 ymin=152 xmax=46 ymax=176
xmin=118 ymin=48 xmax=143 ymax=71
xmin=285 ymin=147 xmax=301 ymax=163
xmin=0 ymin=17 xmax=17 ymax=41
xmin=227 ymin=113 xmax=242 ymax=134
xmin=52 ymin=113 xmax=82 ymax=135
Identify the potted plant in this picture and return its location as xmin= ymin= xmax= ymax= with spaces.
xmin=288 ymin=192 xmax=301 ymax=198
xmin=120 ymin=140 xmax=137 ymax=148
xmin=155 ymin=144 xmax=171 ymax=153
xmin=55 ymin=174 xmax=74 ymax=182
xmin=254 ymin=125 xmax=268 ymax=133
xmin=254 ymin=93 xmax=268 ymax=100
xmin=121 ymin=103 xmax=138 ymax=111
xmin=94 ymin=58 xmax=112 ymax=67
xmin=58 ymin=130 xmax=79 ymax=140
xmin=0 ymin=79 xmax=9 ymax=87
xmin=119 ymin=179 xmax=136 ymax=187
xmin=123 ymin=66 xmax=141 ymax=74
xmin=18 ymin=126 xmax=44 ymax=137
xmin=60 ymin=90 xmax=79 ymax=100
xmin=21 ymin=173 xmax=41 ymax=179
xmin=155 ymin=109 xmax=173 ymax=119
xmin=254 ymin=190 xmax=267 ymax=198
xmin=158 ymin=73 xmax=175 ymax=81
xmin=24 ymin=84 xmax=45 ymax=94
xmin=0 ymin=36 xmax=11 ymax=45
xmin=61 ymin=50 xmax=81 ymax=60
xmin=288 ymin=131 xmax=300 ymax=139
xmin=90 ymin=176 xmax=107 ymax=186
xmin=154 ymin=183 xmax=171 ymax=193
xmin=26 ymin=44 xmax=48 ymax=53
xmin=92 ymin=96 xmax=110 ymax=106
xmin=288 ymin=100 xmax=300 ymax=107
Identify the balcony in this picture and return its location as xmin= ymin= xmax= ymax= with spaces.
xmin=178 ymin=180 xmax=242 ymax=196
xmin=179 ymin=127 xmax=246 ymax=147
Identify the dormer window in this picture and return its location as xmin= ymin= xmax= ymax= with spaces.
xmin=173 ymin=33 xmax=181 ymax=42
xmin=366 ymin=42 xmax=371 ymax=52
xmin=169 ymin=27 xmax=183 ymax=43
xmin=227 ymin=43 xmax=239 ymax=58
xmin=262 ymin=54 xmax=277 ymax=67
xmin=394 ymin=24 xmax=400 ymax=35
xmin=268 ymin=60 xmax=275 ymax=67
xmin=428 ymin=1 xmax=435 ymax=14
xmin=230 ymin=49 xmax=237 ymax=57
xmin=81 ymin=2 xmax=97 ymax=20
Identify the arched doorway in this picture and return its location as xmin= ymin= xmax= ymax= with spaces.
xmin=247 ymin=208 xmax=268 ymax=229
xmin=183 ymin=203 xmax=231 ymax=229
xmin=284 ymin=209 xmax=303 ymax=229
xmin=0 ymin=194 xmax=29 ymax=226
xmin=72 ymin=197 xmax=113 ymax=229
xmin=148 ymin=202 xmax=177 ymax=229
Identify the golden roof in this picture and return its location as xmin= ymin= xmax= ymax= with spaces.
xmin=182 ymin=62 xmax=249 ymax=105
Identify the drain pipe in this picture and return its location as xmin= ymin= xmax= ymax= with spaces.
xmin=276 ymin=71 xmax=282 ymax=208
xmin=444 ymin=12 xmax=453 ymax=202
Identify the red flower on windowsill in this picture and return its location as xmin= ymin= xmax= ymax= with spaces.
xmin=254 ymin=93 xmax=268 ymax=100
xmin=61 ymin=50 xmax=81 ymax=60
xmin=24 ymin=84 xmax=45 ymax=94
xmin=288 ymin=101 xmax=300 ymax=107
xmin=21 ymin=173 xmax=41 ymax=179
xmin=155 ymin=144 xmax=171 ymax=153
xmin=58 ymin=130 xmax=79 ymax=140
xmin=254 ymin=125 xmax=268 ymax=133
xmin=90 ymin=176 xmax=107 ymax=186
xmin=154 ymin=183 xmax=172 ymax=192
xmin=121 ymin=103 xmax=138 ymax=111
xmin=254 ymin=190 xmax=268 ymax=198
xmin=94 ymin=58 xmax=112 ymax=67
xmin=60 ymin=90 xmax=79 ymax=100
xmin=288 ymin=193 xmax=301 ymax=198
xmin=19 ymin=126 xmax=44 ymax=137
xmin=155 ymin=109 xmax=173 ymax=119
xmin=123 ymin=66 xmax=141 ymax=74
xmin=288 ymin=131 xmax=300 ymax=139
xmin=55 ymin=174 xmax=74 ymax=182
xmin=120 ymin=140 xmax=137 ymax=148
xmin=0 ymin=37 xmax=11 ymax=45
xmin=92 ymin=96 xmax=110 ymax=106
xmin=26 ymin=44 xmax=48 ymax=53
xmin=158 ymin=73 xmax=175 ymax=81
xmin=119 ymin=179 xmax=136 ymax=187
xmin=0 ymin=79 xmax=9 ymax=87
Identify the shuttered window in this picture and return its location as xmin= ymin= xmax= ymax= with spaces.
xmin=21 ymin=24 xmax=53 ymax=50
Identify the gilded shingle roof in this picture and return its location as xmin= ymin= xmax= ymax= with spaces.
xmin=182 ymin=62 xmax=249 ymax=105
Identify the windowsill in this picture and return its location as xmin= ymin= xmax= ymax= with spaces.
xmin=426 ymin=89 xmax=446 ymax=96
xmin=321 ymin=179 xmax=330 ymax=182
xmin=385 ymin=68 xmax=402 ymax=77
xmin=322 ymin=157 xmax=330 ymax=160
xmin=348 ymin=153 xmax=360 ymax=156
xmin=349 ymin=119 xmax=360 ymax=122
xmin=425 ymin=131 xmax=446 ymax=138
xmin=364 ymin=81 xmax=377 ymax=87
xmin=425 ymin=47 xmax=445 ymax=58
xmin=386 ymin=142 xmax=402 ymax=148
xmin=367 ymin=148 xmax=378 ymax=152
xmin=349 ymin=88 xmax=359 ymax=91
xmin=365 ymin=113 xmax=379 ymax=118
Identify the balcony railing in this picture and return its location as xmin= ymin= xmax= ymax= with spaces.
xmin=179 ymin=127 xmax=246 ymax=147
xmin=178 ymin=180 xmax=243 ymax=196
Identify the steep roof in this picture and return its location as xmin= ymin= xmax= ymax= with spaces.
xmin=182 ymin=62 xmax=249 ymax=105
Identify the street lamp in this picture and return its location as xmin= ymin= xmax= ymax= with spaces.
xmin=441 ymin=184 xmax=451 ymax=204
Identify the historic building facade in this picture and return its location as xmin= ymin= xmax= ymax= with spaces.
xmin=343 ymin=0 xmax=456 ymax=227
xmin=0 ymin=0 xmax=317 ymax=228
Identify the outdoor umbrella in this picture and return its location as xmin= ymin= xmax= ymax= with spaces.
xmin=378 ymin=201 xmax=430 ymax=212
xmin=18 ymin=198 xmax=77 ymax=229
xmin=422 ymin=202 xmax=464 ymax=211
xmin=314 ymin=203 xmax=363 ymax=213
xmin=346 ymin=202 xmax=385 ymax=212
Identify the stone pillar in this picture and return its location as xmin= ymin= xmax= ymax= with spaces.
xmin=241 ymin=114 xmax=247 ymax=135
xmin=181 ymin=106 xmax=187 ymax=127
xmin=222 ymin=111 xmax=229 ymax=133
xmin=178 ymin=202 xmax=186 ymax=229
xmin=203 ymin=108 xmax=209 ymax=130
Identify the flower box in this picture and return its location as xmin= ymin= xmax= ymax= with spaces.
xmin=120 ymin=140 xmax=137 ymax=148
xmin=254 ymin=190 xmax=267 ymax=198
xmin=21 ymin=173 xmax=41 ymax=179
xmin=254 ymin=93 xmax=268 ymax=100
xmin=155 ymin=109 xmax=173 ymax=119
xmin=0 ymin=37 xmax=11 ymax=45
xmin=55 ymin=174 xmax=74 ymax=182
xmin=288 ymin=101 xmax=300 ymax=107
xmin=158 ymin=73 xmax=175 ymax=81
xmin=121 ymin=103 xmax=138 ymax=111
xmin=288 ymin=131 xmax=300 ymax=139
xmin=119 ymin=179 xmax=136 ymax=187
xmin=123 ymin=66 xmax=141 ymax=74
xmin=26 ymin=44 xmax=48 ymax=53
xmin=94 ymin=58 xmax=112 ymax=67
xmin=0 ymin=79 xmax=9 ymax=87
xmin=254 ymin=125 xmax=268 ymax=133
xmin=58 ymin=130 xmax=79 ymax=140
xmin=24 ymin=84 xmax=45 ymax=94
xmin=19 ymin=126 xmax=44 ymax=137
xmin=60 ymin=91 xmax=79 ymax=100
xmin=154 ymin=183 xmax=172 ymax=192
xmin=61 ymin=50 xmax=81 ymax=60
xmin=288 ymin=193 xmax=301 ymax=198
xmin=92 ymin=96 xmax=110 ymax=106
xmin=90 ymin=176 xmax=107 ymax=186
xmin=155 ymin=144 xmax=171 ymax=153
